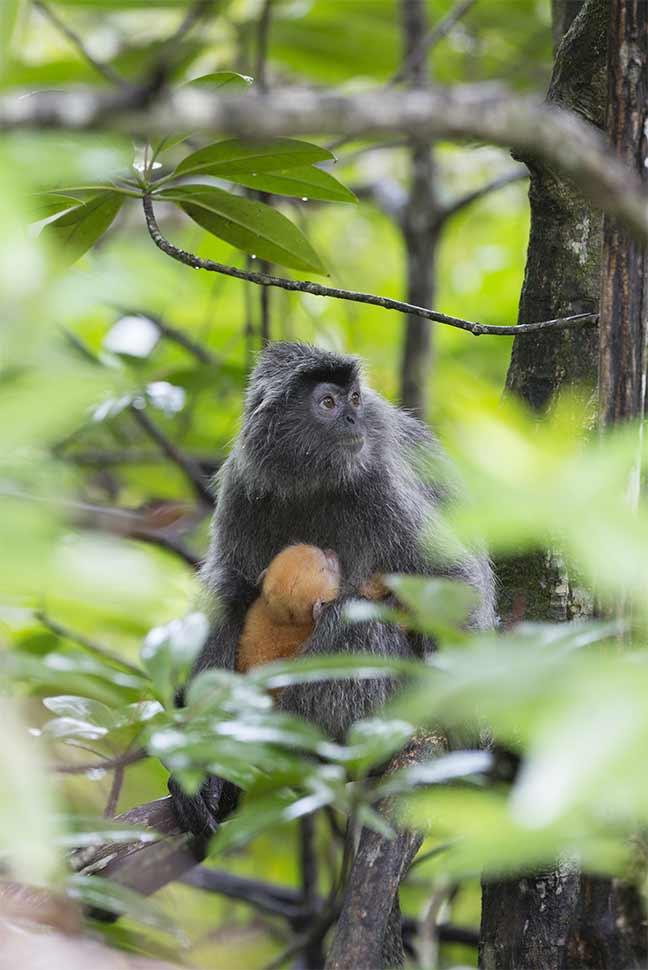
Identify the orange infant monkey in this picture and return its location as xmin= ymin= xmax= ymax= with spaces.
xmin=237 ymin=544 xmax=387 ymax=673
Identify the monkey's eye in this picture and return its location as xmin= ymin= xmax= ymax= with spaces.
xmin=320 ymin=395 xmax=336 ymax=410
xmin=350 ymin=391 xmax=361 ymax=407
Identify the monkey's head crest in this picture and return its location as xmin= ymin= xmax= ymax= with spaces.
xmin=235 ymin=342 xmax=384 ymax=497
xmin=244 ymin=342 xmax=361 ymax=418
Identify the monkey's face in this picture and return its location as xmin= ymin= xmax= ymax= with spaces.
xmin=308 ymin=379 xmax=367 ymax=458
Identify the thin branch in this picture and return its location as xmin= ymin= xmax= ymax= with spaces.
xmin=59 ymin=447 xmax=222 ymax=477
xmin=143 ymin=194 xmax=597 ymax=337
xmin=129 ymin=404 xmax=214 ymax=506
xmin=54 ymin=748 xmax=146 ymax=775
xmin=35 ymin=610 xmax=143 ymax=676
xmin=10 ymin=488 xmax=204 ymax=570
xmin=32 ymin=1 xmax=125 ymax=86
xmin=392 ymin=0 xmax=476 ymax=84
xmin=128 ymin=527 xmax=202 ymax=570
xmin=104 ymin=764 xmax=125 ymax=816
xmin=255 ymin=0 xmax=274 ymax=93
xmin=436 ymin=167 xmax=529 ymax=226
xmin=181 ymin=864 xmax=477 ymax=947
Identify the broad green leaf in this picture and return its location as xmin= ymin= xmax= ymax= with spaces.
xmin=387 ymin=575 xmax=478 ymax=637
xmin=31 ymin=192 xmax=89 ymax=221
xmin=43 ymin=695 xmax=118 ymax=729
xmin=186 ymin=668 xmax=272 ymax=714
xmin=220 ymin=165 xmax=357 ymax=204
xmin=376 ymin=750 xmax=494 ymax=798
xmin=151 ymin=133 xmax=191 ymax=160
xmin=174 ymin=137 xmax=333 ymax=179
xmin=141 ymin=612 xmax=209 ymax=707
xmin=185 ymin=71 xmax=253 ymax=91
xmin=340 ymin=717 xmax=414 ymax=773
xmin=68 ymin=874 xmax=176 ymax=935
xmin=41 ymin=191 xmax=124 ymax=265
xmin=211 ymin=768 xmax=342 ymax=854
xmin=248 ymin=652 xmax=420 ymax=690
xmin=159 ymin=185 xmax=325 ymax=274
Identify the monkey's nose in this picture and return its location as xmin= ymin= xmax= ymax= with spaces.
xmin=345 ymin=413 xmax=355 ymax=425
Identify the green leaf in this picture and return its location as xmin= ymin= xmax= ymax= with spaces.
xmin=376 ymin=750 xmax=494 ymax=798
xmin=151 ymin=133 xmax=191 ymax=160
xmin=174 ymin=137 xmax=333 ymax=179
xmin=40 ymin=190 xmax=124 ymax=265
xmin=68 ymin=874 xmax=176 ymax=935
xmin=159 ymin=185 xmax=325 ymax=274
xmin=31 ymin=191 xmax=90 ymax=221
xmin=185 ymin=71 xmax=253 ymax=91
xmin=140 ymin=612 xmax=209 ymax=707
xmin=248 ymin=652 xmax=420 ymax=690
xmin=340 ymin=717 xmax=414 ymax=773
xmin=386 ymin=575 xmax=478 ymax=638
xmin=43 ymin=695 xmax=118 ymax=729
xmin=220 ymin=165 xmax=357 ymax=204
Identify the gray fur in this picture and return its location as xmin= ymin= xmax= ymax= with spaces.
xmin=171 ymin=342 xmax=495 ymax=834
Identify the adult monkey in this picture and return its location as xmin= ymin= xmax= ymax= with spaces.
xmin=169 ymin=341 xmax=495 ymax=836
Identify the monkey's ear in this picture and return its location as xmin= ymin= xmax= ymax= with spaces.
xmin=256 ymin=568 xmax=268 ymax=587
xmin=312 ymin=600 xmax=324 ymax=622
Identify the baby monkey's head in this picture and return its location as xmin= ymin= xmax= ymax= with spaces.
xmin=260 ymin=544 xmax=340 ymax=625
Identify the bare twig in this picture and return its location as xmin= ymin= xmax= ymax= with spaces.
xmin=54 ymin=748 xmax=146 ymax=775
xmin=12 ymin=489 xmax=204 ymax=570
xmin=392 ymin=0 xmax=476 ymax=84
xmin=104 ymin=763 xmax=125 ymax=817
xmin=59 ymin=448 xmax=222 ymax=477
xmin=32 ymin=1 xmax=125 ymax=86
xmin=437 ymin=167 xmax=529 ymax=226
xmin=128 ymin=527 xmax=202 ymax=570
xmin=129 ymin=404 xmax=214 ymax=506
xmin=35 ymin=610 xmax=143 ymax=676
xmin=143 ymin=193 xmax=597 ymax=337
xmin=153 ymin=0 xmax=218 ymax=81
xmin=255 ymin=0 xmax=274 ymax=345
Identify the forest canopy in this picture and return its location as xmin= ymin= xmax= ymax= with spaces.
xmin=2 ymin=1 xmax=648 ymax=969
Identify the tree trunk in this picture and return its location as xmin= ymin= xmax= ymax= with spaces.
xmin=398 ymin=0 xmax=439 ymax=419
xmin=481 ymin=1 xmax=648 ymax=967
xmin=598 ymin=0 xmax=648 ymax=428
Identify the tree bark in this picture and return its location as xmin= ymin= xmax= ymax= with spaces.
xmin=399 ymin=0 xmax=439 ymax=419
xmin=482 ymin=1 xmax=648 ymax=967
xmin=598 ymin=0 xmax=648 ymax=428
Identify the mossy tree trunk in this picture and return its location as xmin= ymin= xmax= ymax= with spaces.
xmin=481 ymin=1 xmax=648 ymax=966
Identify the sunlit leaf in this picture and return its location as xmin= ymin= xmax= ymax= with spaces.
xmin=40 ymin=191 xmax=124 ymax=266
xmin=158 ymin=185 xmax=326 ymax=273
xmin=174 ymin=137 xmax=333 ymax=179
xmin=141 ymin=612 xmax=209 ymax=707
xmin=221 ymin=166 xmax=357 ymax=204
xmin=68 ymin=874 xmax=176 ymax=935
xmin=185 ymin=71 xmax=253 ymax=90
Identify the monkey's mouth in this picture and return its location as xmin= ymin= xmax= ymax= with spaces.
xmin=339 ymin=433 xmax=365 ymax=453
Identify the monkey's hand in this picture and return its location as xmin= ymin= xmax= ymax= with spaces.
xmin=168 ymin=774 xmax=239 ymax=856
xmin=275 ymin=599 xmax=413 ymax=741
